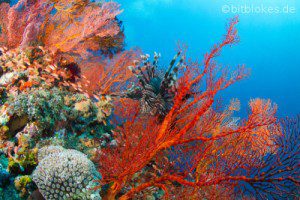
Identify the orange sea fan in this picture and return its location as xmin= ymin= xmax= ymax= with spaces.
xmin=0 ymin=0 xmax=124 ymax=58
xmin=43 ymin=1 xmax=122 ymax=55
xmin=80 ymin=49 xmax=140 ymax=95
xmin=242 ymin=98 xmax=280 ymax=154
xmin=96 ymin=18 xmax=286 ymax=200
xmin=0 ymin=3 xmax=10 ymax=46
xmin=7 ymin=0 xmax=53 ymax=48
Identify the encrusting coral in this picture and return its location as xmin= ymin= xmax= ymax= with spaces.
xmin=14 ymin=175 xmax=34 ymax=198
xmin=32 ymin=145 xmax=102 ymax=200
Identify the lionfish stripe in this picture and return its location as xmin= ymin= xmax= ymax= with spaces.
xmin=165 ymin=52 xmax=181 ymax=78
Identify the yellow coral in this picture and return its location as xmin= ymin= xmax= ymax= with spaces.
xmin=74 ymin=99 xmax=93 ymax=118
xmin=14 ymin=175 xmax=32 ymax=198
xmin=95 ymin=96 xmax=113 ymax=123
xmin=64 ymin=95 xmax=77 ymax=106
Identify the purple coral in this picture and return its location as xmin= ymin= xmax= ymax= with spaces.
xmin=235 ymin=115 xmax=300 ymax=199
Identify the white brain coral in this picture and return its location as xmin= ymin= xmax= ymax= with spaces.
xmin=32 ymin=146 xmax=102 ymax=200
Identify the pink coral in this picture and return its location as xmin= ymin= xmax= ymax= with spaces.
xmin=0 ymin=0 xmax=123 ymax=58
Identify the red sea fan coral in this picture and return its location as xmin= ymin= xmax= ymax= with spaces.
xmin=43 ymin=0 xmax=122 ymax=55
xmin=96 ymin=18 xmax=293 ymax=200
xmin=0 ymin=3 xmax=10 ymax=46
xmin=233 ymin=115 xmax=300 ymax=199
xmin=0 ymin=0 xmax=126 ymax=97
xmin=7 ymin=0 xmax=53 ymax=48
xmin=80 ymin=49 xmax=140 ymax=95
xmin=0 ymin=0 xmax=124 ymax=57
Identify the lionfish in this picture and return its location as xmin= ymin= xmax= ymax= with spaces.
xmin=125 ymin=52 xmax=184 ymax=120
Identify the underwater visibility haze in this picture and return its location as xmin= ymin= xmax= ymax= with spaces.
xmin=0 ymin=0 xmax=299 ymax=200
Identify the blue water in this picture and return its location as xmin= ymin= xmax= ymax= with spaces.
xmin=117 ymin=0 xmax=300 ymax=118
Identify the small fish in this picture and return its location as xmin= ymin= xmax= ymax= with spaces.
xmin=20 ymin=65 xmax=27 ymax=70
xmin=24 ymin=60 xmax=31 ymax=66
xmin=77 ymin=83 xmax=82 ymax=88
xmin=44 ymin=57 xmax=52 ymax=62
xmin=62 ymin=82 xmax=69 ymax=87
xmin=128 ymin=66 xmax=134 ymax=72
xmin=59 ymin=71 xmax=67 ymax=79
xmin=84 ymin=92 xmax=90 ymax=98
xmin=70 ymin=83 xmax=78 ymax=88
xmin=49 ymin=65 xmax=56 ymax=70
xmin=44 ymin=68 xmax=52 ymax=73
xmin=52 ymin=73 xmax=60 ymax=79
xmin=5 ymin=61 xmax=14 ymax=68
xmin=93 ymin=94 xmax=101 ymax=101
xmin=38 ymin=46 xmax=45 ymax=52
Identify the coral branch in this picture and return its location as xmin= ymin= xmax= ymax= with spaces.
xmin=97 ymin=18 xmax=284 ymax=199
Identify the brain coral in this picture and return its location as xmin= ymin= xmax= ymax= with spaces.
xmin=32 ymin=146 xmax=101 ymax=200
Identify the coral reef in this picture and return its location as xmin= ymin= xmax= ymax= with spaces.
xmin=0 ymin=0 xmax=298 ymax=199
xmin=7 ymin=147 xmax=38 ymax=175
xmin=0 ymin=160 xmax=21 ymax=200
xmin=32 ymin=146 xmax=101 ymax=200
xmin=0 ymin=0 xmax=124 ymax=198
xmin=0 ymin=33 xmax=114 ymax=200
xmin=0 ymin=46 xmax=114 ymax=143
